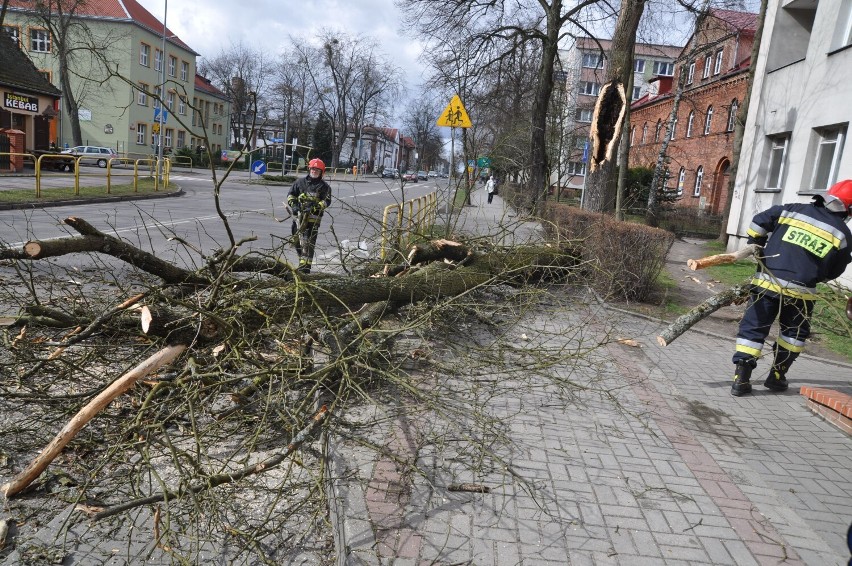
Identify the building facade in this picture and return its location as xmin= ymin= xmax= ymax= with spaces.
xmin=556 ymin=37 xmax=682 ymax=191
xmin=629 ymin=9 xmax=756 ymax=215
xmin=0 ymin=29 xmax=62 ymax=171
xmin=2 ymin=0 xmax=229 ymax=159
xmin=726 ymin=0 xmax=852 ymax=286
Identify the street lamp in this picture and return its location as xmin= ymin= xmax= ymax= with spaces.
xmin=156 ymin=0 xmax=168 ymax=183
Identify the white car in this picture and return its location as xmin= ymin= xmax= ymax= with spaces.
xmin=61 ymin=146 xmax=119 ymax=168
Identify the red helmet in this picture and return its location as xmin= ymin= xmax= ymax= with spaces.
xmin=826 ymin=179 xmax=852 ymax=215
xmin=308 ymin=158 xmax=325 ymax=173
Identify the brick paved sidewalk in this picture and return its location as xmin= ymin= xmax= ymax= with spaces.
xmin=328 ymin=188 xmax=852 ymax=565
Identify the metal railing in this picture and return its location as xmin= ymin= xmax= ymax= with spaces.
xmin=1 ymin=152 xmax=172 ymax=198
xmin=380 ymin=191 xmax=438 ymax=261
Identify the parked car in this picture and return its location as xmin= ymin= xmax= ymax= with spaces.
xmin=402 ymin=171 xmax=417 ymax=182
xmin=381 ymin=167 xmax=399 ymax=179
xmin=417 ymin=170 xmax=428 ymax=180
xmin=428 ymin=171 xmax=438 ymax=178
xmin=61 ymin=146 xmax=119 ymax=168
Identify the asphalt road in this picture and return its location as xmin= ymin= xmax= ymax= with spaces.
xmin=0 ymin=171 xmax=448 ymax=270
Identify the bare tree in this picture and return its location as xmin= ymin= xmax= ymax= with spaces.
xmin=200 ymin=41 xmax=271 ymax=150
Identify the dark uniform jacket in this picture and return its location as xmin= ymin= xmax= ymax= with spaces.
xmin=287 ymin=175 xmax=332 ymax=223
xmin=746 ymin=202 xmax=852 ymax=298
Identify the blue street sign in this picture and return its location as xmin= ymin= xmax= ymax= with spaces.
xmin=271 ymin=138 xmax=284 ymax=143
xmin=467 ymin=160 xmax=475 ymax=167
xmin=251 ymin=160 xmax=267 ymax=175
xmin=154 ymin=108 xmax=168 ymax=124
xmin=582 ymin=140 xmax=589 ymax=163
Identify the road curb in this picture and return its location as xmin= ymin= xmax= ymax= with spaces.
xmin=0 ymin=188 xmax=184 ymax=211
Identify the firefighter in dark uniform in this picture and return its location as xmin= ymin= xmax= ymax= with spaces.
xmin=731 ymin=180 xmax=852 ymax=396
xmin=286 ymin=158 xmax=332 ymax=274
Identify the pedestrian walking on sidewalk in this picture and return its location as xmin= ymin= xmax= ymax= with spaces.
xmin=731 ymin=179 xmax=852 ymax=396
xmin=286 ymin=158 xmax=332 ymax=274
xmin=486 ymin=176 xmax=496 ymax=204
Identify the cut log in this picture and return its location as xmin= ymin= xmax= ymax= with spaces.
xmin=657 ymin=280 xmax=750 ymax=347
xmin=687 ymin=243 xmax=759 ymax=270
xmin=1 ymin=344 xmax=187 ymax=497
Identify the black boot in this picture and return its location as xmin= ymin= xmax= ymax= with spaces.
xmin=764 ymin=367 xmax=789 ymax=391
xmin=731 ymin=360 xmax=754 ymax=396
xmin=764 ymin=343 xmax=791 ymax=392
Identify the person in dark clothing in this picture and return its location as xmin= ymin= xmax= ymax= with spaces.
xmin=286 ymin=158 xmax=332 ymax=273
xmin=731 ymin=179 xmax=852 ymax=396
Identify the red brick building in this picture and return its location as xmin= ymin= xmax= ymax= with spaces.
xmin=628 ymin=9 xmax=757 ymax=215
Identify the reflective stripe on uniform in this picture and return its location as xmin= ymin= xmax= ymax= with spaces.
xmin=735 ymin=338 xmax=763 ymax=357
xmin=778 ymin=210 xmax=847 ymax=250
xmin=778 ymin=333 xmax=806 ymax=353
xmin=747 ymin=221 xmax=767 ymax=239
xmin=751 ymin=272 xmax=818 ymax=300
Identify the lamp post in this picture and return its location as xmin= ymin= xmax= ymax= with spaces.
xmin=156 ymin=0 xmax=168 ymax=183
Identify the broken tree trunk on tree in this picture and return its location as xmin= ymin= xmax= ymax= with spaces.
xmin=687 ymin=244 xmax=760 ymax=270
xmin=1 ymin=344 xmax=187 ymax=497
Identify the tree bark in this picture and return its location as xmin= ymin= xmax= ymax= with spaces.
xmin=687 ymin=243 xmax=759 ymax=270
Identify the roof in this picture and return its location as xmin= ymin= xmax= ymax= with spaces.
xmin=709 ymin=8 xmax=758 ymax=33
xmin=194 ymin=74 xmax=228 ymax=100
xmin=0 ymin=30 xmax=62 ymax=98
xmin=4 ymin=0 xmax=197 ymax=54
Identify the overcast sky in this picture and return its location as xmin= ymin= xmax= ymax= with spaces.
xmin=137 ymin=0 xmax=427 ymax=103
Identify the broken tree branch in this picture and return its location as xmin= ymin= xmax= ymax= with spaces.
xmin=687 ymin=243 xmax=759 ymax=270
xmin=1 ymin=344 xmax=187 ymax=497
xmin=657 ymin=280 xmax=750 ymax=346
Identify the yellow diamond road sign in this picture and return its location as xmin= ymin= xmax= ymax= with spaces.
xmin=437 ymin=94 xmax=472 ymax=128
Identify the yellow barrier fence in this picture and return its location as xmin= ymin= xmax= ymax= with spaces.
xmin=380 ymin=191 xmax=438 ymax=261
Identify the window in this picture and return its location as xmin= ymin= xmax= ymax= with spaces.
xmin=703 ymin=55 xmax=712 ymax=78
xmin=164 ymin=128 xmax=173 ymax=148
xmin=654 ymin=119 xmax=662 ymax=142
xmin=634 ymin=59 xmax=645 ymax=73
xmin=766 ymin=2 xmax=816 ymax=71
xmin=641 ymin=123 xmax=648 ymax=144
xmin=136 ymin=123 xmax=147 ymax=145
xmin=834 ymin=0 xmax=852 ymax=49
xmin=168 ymin=56 xmax=176 ymax=77
xmin=727 ymin=99 xmax=738 ymax=132
xmin=693 ymin=166 xmax=704 ymax=197
xmin=579 ymin=82 xmax=600 ymax=96
xmin=180 ymin=61 xmax=188 ymax=81
xmin=177 ymin=130 xmax=185 ymax=149
xmin=582 ymin=52 xmax=603 ymax=68
xmin=671 ymin=115 xmax=677 ymax=140
xmin=704 ymin=105 xmax=713 ymax=135
xmin=714 ymin=49 xmax=724 ymax=74
xmin=765 ymin=134 xmax=790 ymax=190
xmin=137 ymin=83 xmax=148 ymax=106
xmin=686 ymin=111 xmax=695 ymax=137
xmin=153 ymin=85 xmax=161 ymax=109
xmin=2 ymin=25 xmax=20 ymax=46
xmin=140 ymin=43 xmax=150 ymax=66
xmin=155 ymin=49 xmax=163 ymax=72
xmin=178 ymin=96 xmax=186 ymax=115
xmin=686 ymin=61 xmax=695 ymax=84
xmin=567 ymin=162 xmax=586 ymax=175
xmin=809 ymin=125 xmax=846 ymax=192
xmin=630 ymin=125 xmax=636 ymax=146
xmin=575 ymin=108 xmax=593 ymax=123
xmin=677 ymin=167 xmax=686 ymax=196
xmin=575 ymin=137 xmax=588 ymax=150
xmin=652 ymin=61 xmax=673 ymax=76
xmin=632 ymin=86 xmax=641 ymax=100
xmin=30 ymin=28 xmax=51 ymax=52
xmin=167 ymin=91 xmax=175 ymax=111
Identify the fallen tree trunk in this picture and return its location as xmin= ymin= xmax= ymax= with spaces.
xmin=657 ymin=280 xmax=750 ymax=346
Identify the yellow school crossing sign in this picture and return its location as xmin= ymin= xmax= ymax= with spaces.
xmin=437 ymin=94 xmax=472 ymax=128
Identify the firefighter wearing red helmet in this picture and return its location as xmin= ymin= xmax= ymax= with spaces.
xmin=286 ymin=158 xmax=332 ymax=273
xmin=730 ymin=180 xmax=852 ymax=396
